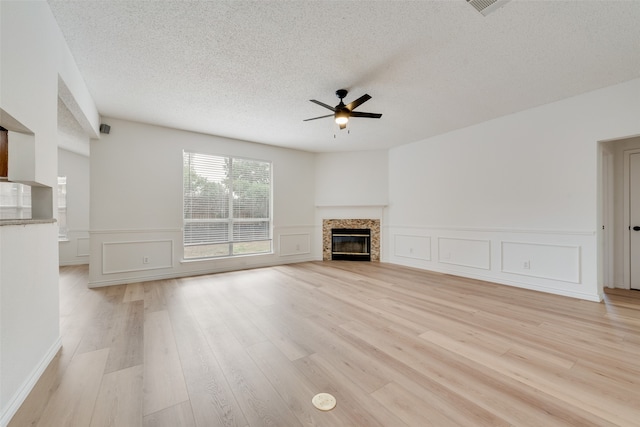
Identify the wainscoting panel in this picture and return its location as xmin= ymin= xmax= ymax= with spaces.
xmin=59 ymin=231 xmax=90 ymax=266
xmin=385 ymin=225 xmax=598 ymax=301
xmin=501 ymin=241 xmax=581 ymax=283
xmin=279 ymin=233 xmax=311 ymax=256
xmin=438 ymin=237 xmax=491 ymax=270
xmin=89 ymin=227 xmax=318 ymax=287
xmin=77 ymin=237 xmax=90 ymax=257
xmin=394 ymin=234 xmax=431 ymax=261
xmin=102 ymin=239 xmax=173 ymax=274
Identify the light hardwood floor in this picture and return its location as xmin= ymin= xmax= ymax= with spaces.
xmin=8 ymin=261 xmax=640 ymax=426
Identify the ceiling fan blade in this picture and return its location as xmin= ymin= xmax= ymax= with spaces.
xmin=345 ymin=94 xmax=371 ymax=111
xmin=303 ymin=114 xmax=334 ymax=121
xmin=350 ymin=111 xmax=382 ymax=119
xmin=309 ymin=99 xmax=336 ymax=111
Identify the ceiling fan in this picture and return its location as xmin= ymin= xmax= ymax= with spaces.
xmin=303 ymin=89 xmax=382 ymax=130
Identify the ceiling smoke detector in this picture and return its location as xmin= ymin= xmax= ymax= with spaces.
xmin=467 ymin=0 xmax=511 ymax=16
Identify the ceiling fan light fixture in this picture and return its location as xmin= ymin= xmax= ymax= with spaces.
xmin=335 ymin=110 xmax=349 ymax=126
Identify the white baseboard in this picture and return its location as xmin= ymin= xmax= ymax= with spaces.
xmin=387 ymin=259 xmax=602 ymax=302
xmin=59 ymin=259 xmax=89 ymax=267
xmin=1 ymin=337 xmax=62 ymax=427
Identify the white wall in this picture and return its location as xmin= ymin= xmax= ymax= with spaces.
xmin=58 ymin=148 xmax=90 ymax=265
xmin=0 ymin=1 xmax=98 ymax=425
xmin=387 ymin=78 xmax=640 ymax=301
xmin=58 ymin=95 xmax=91 ymax=266
xmin=88 ymin=118 xmax=317 ymax=286
xmin=315 ymin=150 xmax=388 ymax=206
xmin=58 ymin=96 xmax=91 ymax=157
xmin=0 ymin=224 xmax=60 ymax=423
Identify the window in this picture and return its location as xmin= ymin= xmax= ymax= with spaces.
xmin=58 ymin=176 xmax=67 ymax=239
xmin=0 ymin=182 xmax=31 ymax=220
xmin=183 ymin=151 xmax=271 ymax=259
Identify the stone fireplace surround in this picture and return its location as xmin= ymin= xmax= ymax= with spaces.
xmin=322 ymin=219 xmax=380 ymax=261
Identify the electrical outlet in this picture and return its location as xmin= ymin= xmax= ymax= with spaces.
xmin=523 ymin=260 xmax=530 ymax=269
xmin=143 ymin=256 xmax=150 ymax=264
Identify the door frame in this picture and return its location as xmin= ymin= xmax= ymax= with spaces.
xmin=599 ymin=135 xmax=640 ymax=293
xmin=624 ymin=148 xmax=640 ymax=290
xmin=601 ymin=147 xmax=614 ymax=288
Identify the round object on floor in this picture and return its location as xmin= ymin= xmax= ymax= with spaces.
xmin=312 ymin=392 xmax=337 ymax=411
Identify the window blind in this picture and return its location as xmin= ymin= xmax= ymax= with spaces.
xmin=183 ymin=151 xmax=271 ymax=258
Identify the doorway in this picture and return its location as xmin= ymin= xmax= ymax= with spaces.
xmin=600 ymin=136 xmax=640 ymax=291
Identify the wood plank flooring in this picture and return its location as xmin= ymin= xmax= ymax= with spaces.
xmin=8 ymin=261 xmax=640 ymax=426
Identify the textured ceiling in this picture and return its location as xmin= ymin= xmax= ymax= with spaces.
xmin=47 ymin=0 xmax=640 ymax=153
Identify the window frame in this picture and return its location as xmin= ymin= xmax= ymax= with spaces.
xmin=182 ymin=151 xmax=273 ymax=260
xmin=0 ymin=181 xmax=32 ymax=220
xmin=57 ymin=176 xmax=68 ymax=240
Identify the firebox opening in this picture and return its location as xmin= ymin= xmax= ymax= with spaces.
xmin=331 ymin=228 xmax=371 ymax=261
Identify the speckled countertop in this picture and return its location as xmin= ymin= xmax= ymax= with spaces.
xmin=0 ymin=219 xmax=56 ymax=226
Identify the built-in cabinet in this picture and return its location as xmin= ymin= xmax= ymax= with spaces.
xmin=1 ymin=127 xmax=8 ymax=178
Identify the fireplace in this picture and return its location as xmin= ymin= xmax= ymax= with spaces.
xmin=322 ymin=219 xmax=380 ymax=261
xmin=331 ymin=228 xmax=370 ymax=261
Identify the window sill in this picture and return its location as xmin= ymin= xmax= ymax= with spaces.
xmin=180 ymin=251 xmax=274 ymax=264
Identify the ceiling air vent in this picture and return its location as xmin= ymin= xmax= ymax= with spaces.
xmin=467 ymin=0 xmax=511 ymax=16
